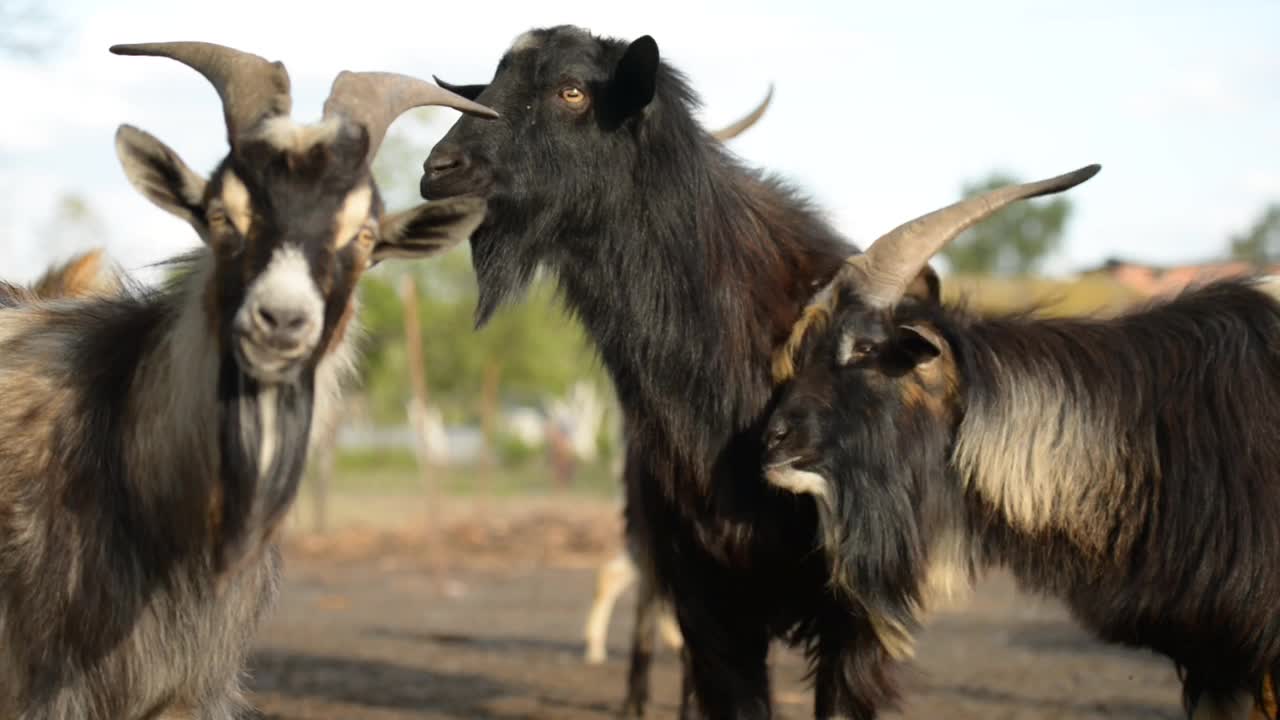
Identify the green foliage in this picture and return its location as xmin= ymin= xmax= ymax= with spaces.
xmin=939 ymin=172 xmax=1073 ymax=276
xmin=493 ymin=431 xmax=541 ymax=468
xmin=1229 ymin=203 xmax=1280 ymax=267
xmin=356 ymin=248 xmax=607 ymax=425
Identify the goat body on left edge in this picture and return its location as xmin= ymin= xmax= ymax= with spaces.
xmin=0 ymin=41 xmax=493 ymax=719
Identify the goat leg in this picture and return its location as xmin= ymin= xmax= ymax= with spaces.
xmin=619 ymin=568 xmax=663 ymax=718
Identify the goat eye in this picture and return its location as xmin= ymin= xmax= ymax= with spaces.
xmin=837 ymin=335 xmax=878 ymax=367
xmin=207 ymin=207 xmax=229 ymax=231
xmin=559 ymin=86 xmax=586 ymax=106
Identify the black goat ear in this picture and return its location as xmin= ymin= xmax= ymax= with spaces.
xmin=898 ymin=324 xmax=943 ymax=365
xmin=433 ymin=75 xmax=488 ymax=102
xmin=609 ymin=35 xmax=659 ymax=120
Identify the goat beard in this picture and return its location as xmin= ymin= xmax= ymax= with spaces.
xmin=469 ymin=226 xmax=540 ymax=327
xmin=214 ymin=353 xmax=315 ymax=571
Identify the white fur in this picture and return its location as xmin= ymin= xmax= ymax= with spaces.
xmin=511 ymin=31 xmax=542 ymax=52
xmin=253 ymin=116 xmax=341 ymax=154
xmin=235 ymin=247 xmax=324 ymax=381
xmin=257 ymin=386 xmax=278 ymax=480
xmin=766 ymin=465 xmax=831 ymax=501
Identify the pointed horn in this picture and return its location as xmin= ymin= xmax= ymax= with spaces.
xmin=710 ymin=84 xmax=773 ymax=141
xmin=853 ymin=164 xmax=1102 ymax=307
xmin=110 ymin=41 xmax=291 ymax=144
xmin=322 ymin=71 xmax=498 ymax=163
xmin=432 ymin=75 xmax=488 ymax=101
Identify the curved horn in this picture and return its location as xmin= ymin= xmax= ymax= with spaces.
xmin=851 ymin=164 xmax=1102 ymax=307
xmin=710 ymin=84 xmax=774 ymax=141
xmin=110 ymin=41 xmax=291 ymax=144
xmin=773 ymin=164 xmax=1101 ymax=382
xmin=323 ymin=71 xmax=498 ymax=163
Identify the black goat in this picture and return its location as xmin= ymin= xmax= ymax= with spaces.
xmin=0 ymin=41 xmax=492 ymax=718
xmin=767 ymin=165 xmax=1280 ymax=719
xmin=583 ymin=87 xmax=774 ymax=676
xmin=421 ymin=24 xmax=1086 ymax=718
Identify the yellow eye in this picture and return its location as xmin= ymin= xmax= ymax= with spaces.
xmin=356 ymin=228 xmax=376 ymax=247
xmin=559 ymin=86 xmax=586 ymax=105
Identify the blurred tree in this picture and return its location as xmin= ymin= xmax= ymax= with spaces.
xmin=358 ymin=263 xmax=605 ymax=425
xmin=938 ymin=172 xmax=1074 ymax=275
xmin=39 ymin=193 xmax=107 ymax=261
xmin=1228 ymin=203 xmax=1280 ymax=267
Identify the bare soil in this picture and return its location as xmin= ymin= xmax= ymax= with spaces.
xmin=249 ymin=499 xmax=1182 ymax=719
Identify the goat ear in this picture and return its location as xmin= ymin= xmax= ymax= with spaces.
xmin=374 ymin=196 xmax=487 ymax=264
xmin=115 ymin=125 xmax=208 ymax=231
xmin=904 ymin=265 xmax=941 ymax=305
xmin=898 ymin=324 xmax=943 ymax=365
xmin=433 ymin=75 xmax=488 ymax=102
xmin=609 ymin=35 xmax=659 ymax=120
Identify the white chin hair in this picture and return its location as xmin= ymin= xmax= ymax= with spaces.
xmin=237 ymin=338 xmax=301 ymax=384
xmin=766 ymin=466 xmax=831 ymax=501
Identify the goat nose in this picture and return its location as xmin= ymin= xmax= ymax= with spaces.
xmin=253 ymin=304 xmax=313 ymax=347
xmin=424 ymin=146 xmax=467 ymax=179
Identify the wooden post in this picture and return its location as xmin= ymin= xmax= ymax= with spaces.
xmin=400 ymin=274 xmax=429 ymax=408
xmin=310 ymin=429 xmax=335 ymax=534
xmin=399 ymin=274 xmax=442 ymax=580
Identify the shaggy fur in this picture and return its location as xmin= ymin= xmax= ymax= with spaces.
xmin=766 ymin=279 xmax=1280 ymax=719
xmin=0 ymin=250 xmax=356 ymax=720
xmin=422 ymin=25 xmax=903 ymax=718
xmin=0 ymin=53 xmax=487 ymax=717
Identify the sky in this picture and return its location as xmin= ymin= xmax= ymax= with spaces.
xmin=0 ymin=0 xmax=1277 ymax=284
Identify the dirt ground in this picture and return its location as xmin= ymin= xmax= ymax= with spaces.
xmin=249 ymin=498 xmax=1183 ymax=719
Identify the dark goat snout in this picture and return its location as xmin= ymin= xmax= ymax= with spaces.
xmin=424 ymin=145 xmax=468 ymax=178
xmin=421 ymin=143 xmax=486 ymax=200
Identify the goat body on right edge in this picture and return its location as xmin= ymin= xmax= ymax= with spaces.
xmin=768 ymin=163 xmax=1280 ymax=719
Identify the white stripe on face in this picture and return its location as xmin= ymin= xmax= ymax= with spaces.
xmin=333 ymin=185 xmax=373 ymax=250
xmin=234 ymin=246 xmax=325 ymax=382
xmin=220 ymin=171 xmax=253 ymax=236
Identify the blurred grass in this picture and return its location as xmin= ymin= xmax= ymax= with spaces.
xmin=328 ymin=448 xmax=619 ymax=498
xmin=945 ymin=273 xmax=1141 ymax=316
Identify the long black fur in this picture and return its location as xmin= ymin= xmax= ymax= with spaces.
xmin=769 ymin=279 xmax=1280 ymax=717
xmin=423 ymin=25 xmax=900 ymax=718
